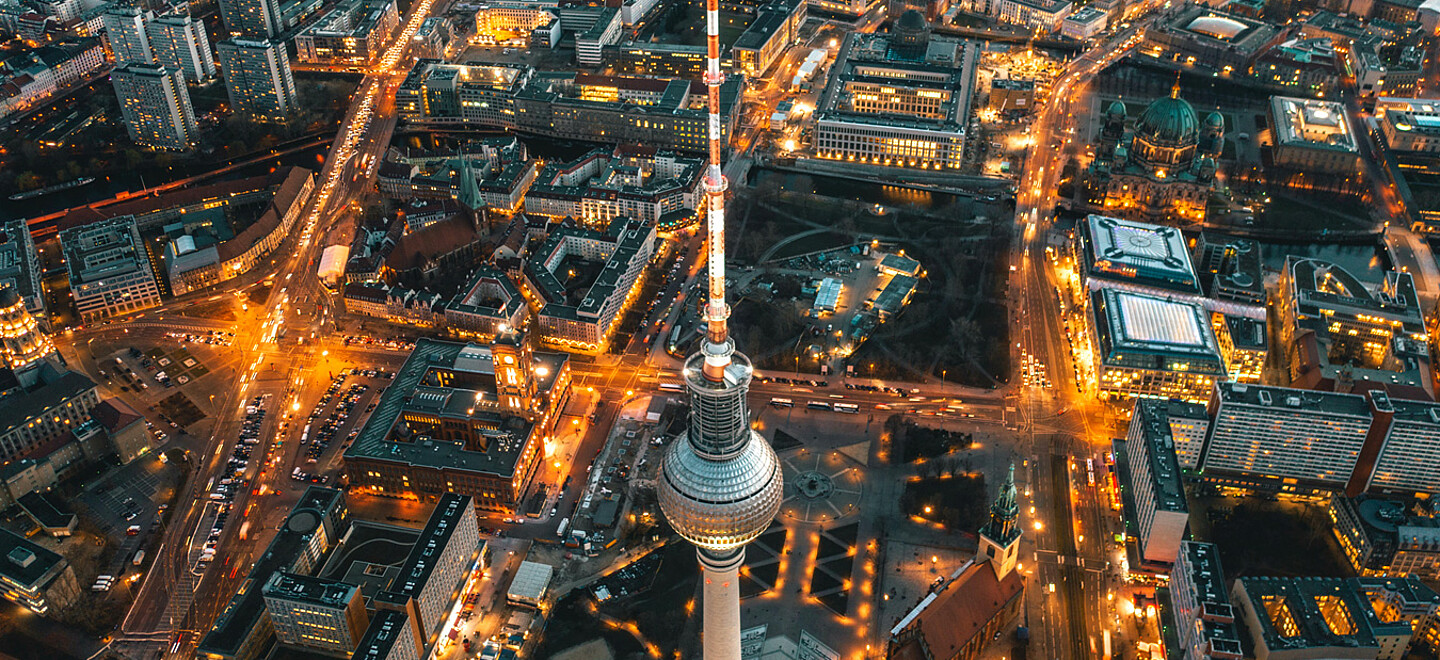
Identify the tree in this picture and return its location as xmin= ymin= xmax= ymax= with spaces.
xmin=14 ymin=171 xmax=42 ymax=191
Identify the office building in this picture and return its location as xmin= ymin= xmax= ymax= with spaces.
xmin=218 ymin=0 xmax=282 ymax=38
xmin=1331 ymin=496 xmax=1440 ymax=581
xmin=730 ymin=0 xmax=805 ymax=76
xmin=0 ymin=220 xmax=44 ymax=317
xmin=887 ymin=467 xmax=1024 ymax=660
xmin=995 ymin=0 xmax=1072 ymax=32
xmin=1277 ymin=257 xmax=1430 ymax=399
xmin=263 ymin=573 xmax=370 ymax=654
xmin=1086 ymin=288 xmax=1225 ymax=403
xmin=343 ymin=335 xmax=570 ymax=513
xmin=111 ymin=62 xmax=198 ymax=150
xmin=0 ymin=365 xmax=97 ymax=462
xmin=610 ymin=42 xmax=729 ymax=80
xmin=1269 ymin=96 xmax=1362 ymax=174
xmin=199 ymin=487 xmax=348 ymax=660
xmin=442 ymin=266 xmax=529 ymax=342
xmin=1376 ymin=97 xmax=1440 ymax=154
xmin=1232 ymin=576 xmax=1437 ymax=660
xmin=1366 ymin=396 xmax=1440 ymax=496
xmin=1082 ymin=87 xmax=1220 ymax=223
xmin=411 ymin=16 xmax=452 ymax=60
xmin=373 ymin=494 xmax=480 ymax=655
xmin=102 ymin=6 xmax=153 ymax=66
xmin=1061 ymin=5 xmax=1107 ymax=40
xmin=473 ymin=0 xmax=556 ymax=43
xmin=807 ymin=0 xmax=871 ymax=17
xmin=352 ymin=610 xmax=419 ymax=660
xmin=147 ymin=14 xmax=217 ymax=81
xmin=574 ymin=7 xmax=619 ymax=65
xmin=0 ymin=528 xmax=79 ymax=616
xmin=524 ymin=217 xmax=655 ymax=353
xmin=1203 ymin=382 xmax=1373 ymax=491
xmin=1250 ymin=37 xmax=1339 ymax=96
xmin=217 ymin=39 xmax=297 ymax=121
xmin=1118 ymin=399 xmax=1191 ymax=565
xmin=523 ymin=145 xmax=704 ymax=229
xmin=813 ymin=18 xmax=978 ymax=170
xmin=58 ymin=216 xmax=161 ymax=322
xmin=1170 ymin=542 xmax=1242 ymax=660
xmin=294 ymin=0 xmax=399 ymax=66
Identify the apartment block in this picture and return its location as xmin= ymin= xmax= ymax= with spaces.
xmin=374 ymin=494 xmax=480 ymax=656
xmin=111 ymin=62 xmax=198 ymax=150
xmin=263 ymin=573 xmax=370 ymax=654
xmin=1119 ymin=399 xmax=1192 ymax=565
xmin=217 ymin=39 xmax=297 ymax=121
xmin=1170 ymin=542 xmax=1242 ymax=660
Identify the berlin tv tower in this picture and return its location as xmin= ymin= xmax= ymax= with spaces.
xmin=655 ymin=0 xmax=784 ymax=655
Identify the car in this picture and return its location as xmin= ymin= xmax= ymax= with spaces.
xmin=124 ymin=511 xmax=138 ymax=521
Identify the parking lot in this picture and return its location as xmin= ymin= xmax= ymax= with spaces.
xmin=77 ymin=454 xmax=180 ymax=577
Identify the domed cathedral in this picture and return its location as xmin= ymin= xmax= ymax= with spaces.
xmin=1082 ymin=83 xmax=1224 ymax=225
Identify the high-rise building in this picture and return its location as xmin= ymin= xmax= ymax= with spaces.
xmin=217 ymin=39 xmax=297 ymax=121
xmin=111 ymin=62 xmax=199 ymax=150
xmin=102 ymin=6 xmax=153 ymax=67
xmin=373 ymin=493 xmax=481 ymax=656
xmin=1169 ymin=542 xmax=1242 ymax=660
xmin=262 ymin=573 xmax=370 ymax=654
xmin=655 ymin=0 xmax=785 ymax=653
xmin=1119 ymin=399 xmax=1192 ymax=566
xmin=218 ymin=0 xmax=282 ymax=38
xmin=146 ymin=14 xmax=216 ymax=81
xmin=1203 ymin=382 xmax=1373 ymax=491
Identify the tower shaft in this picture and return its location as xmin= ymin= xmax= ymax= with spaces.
xmin=701 ymin=0 xmax=730 ymax=379
xmin=699 ymin=549 xmax=744 ymax=660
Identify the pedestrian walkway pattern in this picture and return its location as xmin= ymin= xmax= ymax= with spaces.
xmin=805 ymin=523 xmax=859 ymax=616
xmin=740 ymin=524 xmax=787 ymax=599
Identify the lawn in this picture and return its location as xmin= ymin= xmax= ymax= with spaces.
xmin=902 ymin=474 xmax=989 ymax=532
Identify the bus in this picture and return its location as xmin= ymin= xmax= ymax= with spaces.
xmin=658 ymin=383 xmax=684 ymax=393
xmin=806 ymin=401 xmax=832 ymax=411
xmin=556 ymin=517 xmax=570 ymax=538
xmin=770 ymin=398 xmax=794 ymax=408
xmin=833 ymin=402 xmax=859 ymax=414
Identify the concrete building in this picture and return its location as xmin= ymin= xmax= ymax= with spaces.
xmin=147 ymin=14 xmax=217 ymax=82
xmin=217 ymin=39 xmax=297 ymax=121
xmin=263 ymin=573 xmax=370 ymax=654
xmin=352 ymin=610 xmax=419 ymax=660
xmin=0 ymin=528 xmax=79 ymax=616
xmin=59 ymin=216 xmax=161 ymax=322
xmin=343 ymin=336 xmax=570 ymax=513
xmin=218 ymin=0 xmax=282 ymax=38
xmin=1269 ymin=96 xmax=1362 ymax=174
xmin=1331 ymin=496 xmax=1440 ymax=581
xmin=1143 ymin=5 xmax=1282 ymax=73
xmin=610 ymin=42 xmax=728 ymax=80
xmin=199 ymin=487 xmax=348 ymax=660
xmin=1277 ymin=258 xmax=1429 ymax=400
xmin=573 ymin=7 xmax=619 ymax=65
xmin=472 ymin=0 xmax=556 ymax=43
xmin=102 ymin=6 xmax=153 ymax=67
xmin=1061 ymin=5 xmax=1107 ymax=40
xmin=886 ymin=467 xmax=1024 ymax=660
xmin=1077 ymin=214 xmax=1201 ymax=295
xmin=523 ymin=217 xmax=655 ymax=353
xmin=111 ymin=62 xmax=198 ymax=150
xmin=1170 ymin=542 xmax=1242 ymax=660
xmin=1232 ymin=576 xmax=1437 ymax=660
xmin=1377 ymin=96 xmax=1440 ymax=154
xmin=1119 ymin=399 xmax=1191 ymax=565
xmin=1203 ymin=382 xmax=1373 ymax=491
xmin=374 ymin=493 xmax=480 ymax=655
xmin=1086 ymin=288 xmax=1225 ymax=403
xmin=165 ymin=168 xmax=313 ymax=295
xmin=730 ymin=0 xmax=805 ymax=76
xmin=523 ymin=145 xmax=704 ymax=229
xmin=0 ymin=365 xmax=97 ymax=463
xmin=813 ymin=18 xmax=978 ymax=171
xmin=1250 ymin=37 xmax=1339 ymax=96
xmin=995 ymin=0 xmax=1072 ymax=32
xmin=294 ymin=0 xmax=399 ymax=66
xmin=0 ymin=221 xmax=43 ymax=318
xmin=442 ymin=266 xmax=529 ymax=342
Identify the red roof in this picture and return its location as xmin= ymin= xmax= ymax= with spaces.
xmin=92 ymin=398 xmax=143 ymax=433
xmin=892 ymin=561 xmax=1024 ymax=660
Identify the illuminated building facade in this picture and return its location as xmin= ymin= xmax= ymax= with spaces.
xmin=1277 ymin=257 xmax=1429 ymax=399
xmin=294 ymin=0 xmax=399 ymax=66
xmin=523 ymin=145 xmax=704 ymax=229
xmin=1081 ymin=86 xmax=1219 ymax=224
xmin=217 ymin=39 xmax=298 ymax=121
xmin=147 ymin=14 xmax=218 ymax=82
xmin=522 ymin=217 xmax=655 ymax=353
xmin=1203 ymin=382 xmax=1373 ymax=491
xmin=0 ymin=286 xmax=54 ymax=374
xmin=1377 ymin=97 xmax=1440 ymax=154
xmin=1232 ymin=576 xmax=1437 ymax=660
xmin=111 ymin=62 xmax=199 ymax=151
xmin=1269 ymin=96 xmax=1362 ymax=174
xmin=59 ymin=216 xmax=162 ymax=322
xmin=373 ymin=493 xmax=481 ymax=656
xmin=1170 ymin=542 xmax=1242 ymax=660
xmin=1330 ymin=495 xmax=1440 ymax=581
xmin=610 ymin=42 xmax=732 ymax=80
xmin=1087 ymin=288 xmax=1225 ymax=402
xmin=262 ymin=573 xmax=370 ymax=655
xmin=442 ymin=265 xmax=530 ymax=342
xmin=1143 ymin=6 xmax=1280 ymax=73
xmin=1077 ymin=214 xmax=1201 ymax=295
xmin=342 ymin=336 xmax=570 ymax=513
xmin=473 ymin=0 xmax=555 ymax=43
xmin=730 ymin=0 xmax=805 ymax=76
xmin=814 ymin=17 xmax=978 ymax=170
xmin=1120 ymin=399 xmax=1195 ymax=565
xmin=218 ymin=0 xmax=282 ymax=38
xmin=0 ymin=528 xmax=79 ymax=616
xmin=1249 ymin=37 xmax=1339 ymax=96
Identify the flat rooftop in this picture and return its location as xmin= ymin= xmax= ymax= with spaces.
xmin=1082 ymin=215 xmax=1200 ymax=294
xmin=385 ymin=493 xmax=473 ymax=601
xmin=0 ymin=528 xmax=66 ymax=590
xmin=1130 ymin=399 xmax=1195 ymax=513
xmin=1212 ymin=381 xmax=1372 ymax=418
xmin=1093 ymin=288 xmax=1222 ymax=363
xmin=1271 ymin=96 xmax=1357 ymax=153
xmin=263 ymin=572 xmax=359 ymax=609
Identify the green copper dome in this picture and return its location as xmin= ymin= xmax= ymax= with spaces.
xmin=1205 ymin=111 xmax=1224 ymax=128
xmin=1137 ymin=92 xmax=1199 ymax=146
xmin=1107 ymin=101 xmax=1127 ymax=118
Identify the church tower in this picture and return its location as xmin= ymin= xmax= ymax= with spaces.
xmin=979 ymin=463 xmax=1022 ymax=580
xmin=491 ymin=328 xmax=536 ymax=418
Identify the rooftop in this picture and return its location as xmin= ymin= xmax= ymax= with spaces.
xmin=1129 ymin=399 xmax=1194 ymax=513
xmin=508 ymin=560 xmax=554 ymax=603
xmin=263 ymin=572 xmax=360 ymax=609
xmin=384 ymin=493 xmax=474 ymax=601
xmin=1092 ymin=289 xmax=1221 ymax=363
xmin=1081 ymin=215 xmax=1200 ymax=294
xmin=0 ymin=527 xmax=67 ymax=590
xmin=1270 ymin=96 xmax=1357 ymax=153
xmin=1213 ymin=381 xmax=1373 ymax=418
xmin=352 ymin=610 xmax=412 ymax=660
